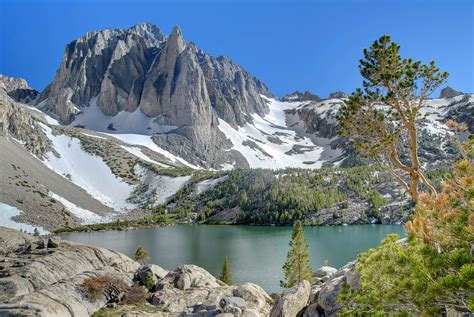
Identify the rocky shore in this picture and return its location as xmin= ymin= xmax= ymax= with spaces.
xmin=0 ymin=227 xmax=357 ymax=316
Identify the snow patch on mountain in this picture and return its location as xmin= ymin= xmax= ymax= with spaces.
xmin=34 ymin=99 xmax=62 ymax=125
xmin=0 ymin=202 xmax=49 ymax=234
xmin=82 ymin=132 xmax=107 ymax=140
xmin=421 ymin=95 xmax=473 ymax=120
xmin=149 ymin=175 xmax=191 ymax=205
xmin=40 ymin=123 xmax=135 ymax=211
xmin=218 ymin=97 xmax=326 ymax=169
xmin=259 ymin=95 xmax=303 ymax=126
xmin=71 ymin=98 xmax=178 ymax=134
xmin=297 ymin=98 xmax=343 ymax=122
xmin=135 ymin=165 xmax=191 ymax=205
xmin=105 ymin=133 xmax=201 ymax=169
xmin=413 ymin=96 xmax=471 ymax=137
xmin=49 ymin=192 xmax=108 ymax=224
xmin=194 ymin=176 xmax=229 ymax=196
xmin=120 ymin=145 xmax=169 ymax=167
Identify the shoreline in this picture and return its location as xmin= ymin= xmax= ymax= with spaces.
xmin=54 ymin=220 xmax=406 ymax=235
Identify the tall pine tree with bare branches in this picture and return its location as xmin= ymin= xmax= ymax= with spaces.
xmin=337 ymin=35 xmax=448 ymax=201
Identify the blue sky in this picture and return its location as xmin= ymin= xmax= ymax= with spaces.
xmin=1 ymin=0 xmax=472 ymax=97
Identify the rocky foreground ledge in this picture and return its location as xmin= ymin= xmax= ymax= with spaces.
xmin=0 ymin=227 xmax=357 ymax=316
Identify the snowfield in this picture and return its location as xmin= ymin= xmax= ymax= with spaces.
xmin=149 ymin=175 xmax=191 ymax=205
xmin=120 ymin=145 xmax=169 ymax=167
xmin=82 ymin=132 xmax=107 ymax=140
xmin=106 ymin=133 xmax=200 ymax=169
xmin=420 ymin=96 xmax=472 ymax=134
xmin=0 ymin=202 xmax=49 ymax=234
xmin=218 ymin=96 xmax=325 ymax=169
xmin=71 ymin=97 xmax=178 ymax=135
xmin=40 ymin=123 xmax=135 ymax=211
xmin=217 ymin=95 xmax=466 ymax=170
xmin=34 ymin=99 xmax=61 ymax=125
xmin=194 ymin=176 xmax=229 ymax=196
xmin=135 ymin=165 xmax=191 ymax=205
xmin=49 ymin=192 xmax=110 ymax=225
xmin=297 ymin=98 xmax=343 ymax=122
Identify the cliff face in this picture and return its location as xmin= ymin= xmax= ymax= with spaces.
xmin=36 ymin=23 xmax=273 ymax=168
xmin=37 ymin=23 xmax=164 ymax=122
xmin=0 ymin=89 xmax=50 ymax=157
xmin=198 ymin=53 xmax=271 ymax=127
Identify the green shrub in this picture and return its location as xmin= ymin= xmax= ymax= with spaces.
xmin=143 ymin=272 xmax=155 ymax=291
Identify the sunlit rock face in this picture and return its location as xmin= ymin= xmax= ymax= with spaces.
xmin=37 ymin=23 xmax=272 ymax=168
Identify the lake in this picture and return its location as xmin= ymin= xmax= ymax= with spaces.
xmin=61 ymin=224 xmax=406 ymax=292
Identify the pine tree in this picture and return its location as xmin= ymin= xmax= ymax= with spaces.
xmin=337 ymin=35 xmax=447 ymax=201
xmin=280 ymin=220 xmax=313 ymax=288
xmin=219 ymin=256 xmax=232 ymax=285
xmin=134 ymin=246 xmax=150 ymax=265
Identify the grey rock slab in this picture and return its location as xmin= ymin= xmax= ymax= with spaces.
xmin=0 ymin=227 xmax=139 ymax=316
xmin=317 ymin=276 xmax=345 ymax=316
xmin=270 ymin=280 xmax=311 ymax=317
xmin=313 ymin=266 xmax=337 ymax=279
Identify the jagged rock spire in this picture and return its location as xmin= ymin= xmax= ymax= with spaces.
xmin=36 ymin=23 xmax=274 ymax=168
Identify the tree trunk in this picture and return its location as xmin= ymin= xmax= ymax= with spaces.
xmin=409 ymin=171 xmax=419 ymax=202
xmin=407 ymin=121 xmax=420 ymax=202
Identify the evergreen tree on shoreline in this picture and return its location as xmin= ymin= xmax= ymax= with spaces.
xmin=219 ymin=256 xmax=232 ymax=285
xmin=280 ymin=220 xmax=312 ymax=288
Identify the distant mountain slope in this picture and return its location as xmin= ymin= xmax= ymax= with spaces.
xmin=216 ymin=96 xmax=342 ymax=169
xmin=284 ymin=93 xmax=473 ymax=167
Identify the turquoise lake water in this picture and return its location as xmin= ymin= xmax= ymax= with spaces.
xmin=61 ymin=224 xmax=406 ymax=292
